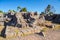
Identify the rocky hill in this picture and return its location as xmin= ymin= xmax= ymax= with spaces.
xmin=0 ymin=12 xmax=60 ymax=40
xmin=0 ymin=12 xmax=45 ymax=37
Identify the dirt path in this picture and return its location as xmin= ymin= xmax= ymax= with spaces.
xmin=44 ymin=30 xmax=60 ymax=40
xmin=9 ymin=29 xmax=60 ymax=40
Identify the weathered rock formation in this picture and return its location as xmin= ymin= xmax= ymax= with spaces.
xmin=0 ymin=12 xmax=45 ymax=27
xmin=0 ymin=12 xmax=45 ymax=38
xmin=5 ymin=26 xmax=44 ymax=38
xmin=0 ymin=13 xmax=4 ymax=26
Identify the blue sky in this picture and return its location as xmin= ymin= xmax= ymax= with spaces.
xmin=0 ymin=0 xmax=60 ymax=13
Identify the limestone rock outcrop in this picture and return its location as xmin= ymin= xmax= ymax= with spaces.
xmin=0 ymin=12 xmax=46 ymax=38
xmin=0 ymin=13 xmax=4 ymax=26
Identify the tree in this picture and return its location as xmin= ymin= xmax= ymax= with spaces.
xmin=8 ymin=10 xmax=12 ymax=13
xmin=48 ymin=12 xmax=53 ymax=16
xmin=45 ymin=5 xmax=51 ymax=13
xmin=40 ymin=12 xmax=45 ymax=15
xmin=45 ymin=4 xmax=55 ymax=14
xmin=17 ymin=6 xmax=21 ymax=11
xmin=13 ymin=10 xmax=16 ymax=12
xmin=40 ymin=12 xmax=46 ymax=16
xmin=20 ymin=7 xmax=27 ymax=12
xmin=8 ymin=10 xmax=16 ymax=13
xmin=0 ymin=10 xmax=3 ymax=13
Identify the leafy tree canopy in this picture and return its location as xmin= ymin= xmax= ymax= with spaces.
xmin=8 ymin=10 xmax=16 ymax=13
xmin=45 ymin=4 xmax=56 ymax=14
xmin=17 ymin=6 xmax=21 ymax=11
xmin=20 ymin=7 xmax=27 ymax=12
xmin=0 ymin=10 xmax=3 ymax=13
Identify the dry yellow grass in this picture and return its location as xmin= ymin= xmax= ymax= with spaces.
xmin=54 ymin=24 xmax=60 ymax=30
xmin=45 ymin=21 xmax=60 ymax=30
xmin=41 ymin=27 xmax=49 ymax=32
xmin=0 ymin=26 xmax=4 ymax=33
